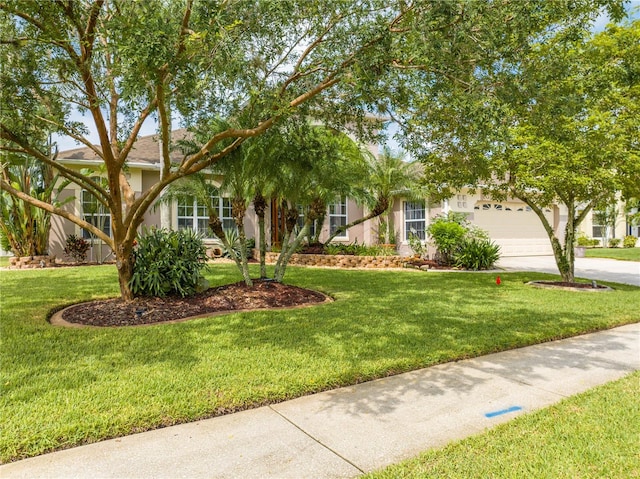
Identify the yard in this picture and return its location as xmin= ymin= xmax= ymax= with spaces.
xmin=1 ymin=264 xmax=639 ymax=463
xmin=585 ymin=247 xmax=640 ymax=261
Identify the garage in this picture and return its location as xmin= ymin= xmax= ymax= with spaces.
xmin=470 ymin=202 xmax=555 ymax=256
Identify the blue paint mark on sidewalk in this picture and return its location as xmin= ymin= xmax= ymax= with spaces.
xmin=485 ymin=406 xmax=523 ymax=418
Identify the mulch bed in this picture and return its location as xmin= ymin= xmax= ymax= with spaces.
xmin=527 ymin=280 xmax=612 ymax=291
xmin=536 ymin=281 xmax=606 ymax=289
xmin=59 ymin=280 xmax=328 ymax=327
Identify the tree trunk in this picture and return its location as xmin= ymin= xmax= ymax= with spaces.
xmin=274 ymin=222 xmax=310 ymax=282
xmin=233 ymin=198 xmax=253 ymax=287
xmin=115 ymin=242 xmax=134 ymax=301
xmin=520 ymin=196 xmax=576 ymax=283
xmin=324 ymin=197 xmax=388 ymax=244
xmin=253 ymin=193 xmax=268 ymax=279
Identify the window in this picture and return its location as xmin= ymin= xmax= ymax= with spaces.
xmin=81 ymin=188 xmax=111 ymax=239
xmin=329 ymin=198 xmax=348 ymax=238
xmin=404 ymin=200 xmax=426 ymax=240
xmin=297 ymin=205 xmax=317 ymax=239
xmin=177 ymin=192 xmax=234 ymax=237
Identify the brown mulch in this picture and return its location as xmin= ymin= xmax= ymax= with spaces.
xmin=60 ymin=280 xmax=329 ymax=327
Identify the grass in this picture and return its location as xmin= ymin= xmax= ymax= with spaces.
xmin=1 ymin=264 xmax=639 ymax=463
xmin=585 ymin=247 xmax=640 ymax=261
xmin=0 ymin=256 xmax=10 ymax=268
xmin=365 ymin=371 xmax=640 ymax=479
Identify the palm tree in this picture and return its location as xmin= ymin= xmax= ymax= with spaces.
xmin=0 ymin=153 xmax=70 ymax=257
xmin=368 ymin=147 xmax=425 ymax=245
xmin=267 ymin=124 xmax=371 ymax=281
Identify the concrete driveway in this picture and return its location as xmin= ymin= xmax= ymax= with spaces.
xmin=497 ymin=255 xmax=640 ymax=286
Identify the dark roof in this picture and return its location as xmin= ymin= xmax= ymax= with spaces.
xmin=58 ymin=129 xmax=190 ymax=165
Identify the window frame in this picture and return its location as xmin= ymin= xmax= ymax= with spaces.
xmin=176 ymin=193 xmax=234 ymax=238
xmin=404 ymin=200 xmax=426 ymax=242
xmin=80 ymin=186 xmax=111 ymax=240
xmin=328 ymin=197 xmax=348 ymax=239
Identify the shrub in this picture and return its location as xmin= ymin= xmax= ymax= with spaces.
xmin=129 ymin=228 xmax=208 ymax=298
xmin=407 ymin=231 xmax=426 ymax=258
xmin=608 ymin=238 xmax=621 ymax=248
xmin=219 ymin=228 xmax=255 ymax=259
xmin=63 ymin=234 xmax=90 ymax=263
xmin=426 ymin=215 xmax=467 ymax=265
xmin=623 ymin=235 xmax=637 ymax=248
xmin=576 ymin=234 xmax=600 ymax=247
xmin=453 ymin=238 xmax=501 ymax=270
xmin=426 ymin=220 xmax=466 ymax=263
xmin=324 ymin=241 xmax=397 ymax=256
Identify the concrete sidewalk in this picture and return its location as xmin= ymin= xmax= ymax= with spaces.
xmin=2 ymin=323 xmax=638 ymax=479
xmin=497 ymin=255 xmax=640 ymax=286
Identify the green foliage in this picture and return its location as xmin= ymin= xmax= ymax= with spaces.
xmin=2 ymin=265 xmax=639 ymax=462
xmin=426 ymin=215 xmax=467 ymax=265
xmin=63 ymin=235 xmax=90 ymax=263
xmin=623 ymin=235 xmax=637 ymax=248
xmin=129 ymin=228 xmax=208 ymax=298
xmin=407 ymin=232 xmax=426 ymax=258
xmin=217 ymin=227 xmax=253 ymax=260
xmin=453 ymin=238 xmax=501 ymax=271
xmin=0 ymin=156 xmax=69 ymax=257
xmin=608 ymin=238 xmax=621 ymax=248
xmin=576 ymin=233 xmax=601 ymax=247
xmin=427 ymin=213 xmax=497 ymax=269
xmin=324 ymin=241 xmax=397 ymax=257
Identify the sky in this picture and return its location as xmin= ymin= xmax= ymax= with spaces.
xmin=53 ymin=2 xmax=639 ymax=154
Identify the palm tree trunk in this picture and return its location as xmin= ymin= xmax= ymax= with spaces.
xmin=274 ymin=222 xmax=310 ymax=282
xmin=253 ymin=193 xmax=268 ymax=278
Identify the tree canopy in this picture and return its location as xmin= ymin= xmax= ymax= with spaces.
xmin=397 ymin=18 xmax=638 ymax=282
xmin=0 ymin=0 xmax=629 ymax=297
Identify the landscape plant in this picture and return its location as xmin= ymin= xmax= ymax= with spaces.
xmin=324 ymin=242 xmax=396 ymax=257
xmin=623 ymin=235 xmax=637 ymax=248
xmin=453 ymin=238 xmax=501 ymax=271
xmin=129 ymin=228 xmax=208 ymax=298
xmin=576 ymin=233 xmax=601 ymax=247
xmin=0 ymin=156 xmax=70 ymax=257
xmin=397 ymin=18 xmax=638 ymax=283
xmin=608 ymin=238 xmax=621 ymax=248
xmin=426 ymin=213 xmax=499 ymax=270
xmin=63 ymin=235 xmax=90 ymax=263
xmin=407 ymin=231 xmax=426 ymax=258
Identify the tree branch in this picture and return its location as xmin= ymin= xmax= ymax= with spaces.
xmin=0 ymin=178 xmax=113 ymax=247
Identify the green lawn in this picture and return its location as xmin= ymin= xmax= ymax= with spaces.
xmin=1 ymin=264 xmax=639 ymax=463
xmin=0 ymin=256 xmax=10 ymax=268
xmin=585 ymin=247 xmax=640 ymax=261
xmin=366 ymin=371 xmax=640 ymax=479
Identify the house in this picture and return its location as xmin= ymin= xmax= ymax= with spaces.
xmin=49 ymin=130 xmax=582 ymax=261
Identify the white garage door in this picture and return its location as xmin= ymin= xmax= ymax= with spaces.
xmin=471 ymin=202 xmax=554 ymax=256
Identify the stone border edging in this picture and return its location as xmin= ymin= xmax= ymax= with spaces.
xmin=49 ymin=293 xmax=334 ymax=329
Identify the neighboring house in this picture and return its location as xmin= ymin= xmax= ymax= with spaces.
xmin=50 ymin=130 xmax=570 ymax=261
